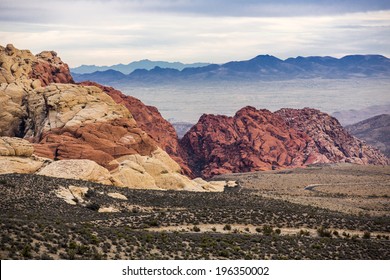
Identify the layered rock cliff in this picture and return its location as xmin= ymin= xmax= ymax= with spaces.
xmin=0 ymin=44 xmax=220 ymax=191
xmin=180 ymin=106 xmax=388 ymax=178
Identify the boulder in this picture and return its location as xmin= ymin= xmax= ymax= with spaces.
xmin=0 ymin=137 xmax=34 ymax=157
xmin=0 ymin=156 xmax=45 ymax=174
xmin=38 ymin=159 xmax=116 ymax=185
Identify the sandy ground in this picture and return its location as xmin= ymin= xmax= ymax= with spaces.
xmin=214 ymin=163 xmax=390 ymax=216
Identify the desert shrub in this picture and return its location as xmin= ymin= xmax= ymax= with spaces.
xmin=147 ymin=220 xmax=159 ymax=227
xmin=317 ymin=226 xmax=332 ymax=238
xmin=363 ymin=232 xmax=371 ymax=239
xmin=262 ymin=225 xmax=273 ymax=236
xmin=219 ymin=250 xmax=230 ymax=258
xmin=351 ymin=234 xmax=359 ymax=241
xmin=193 ymin=226 xmax=201 ymax=232
xmin=21 ymin=244 xmax=32 ymax=258
xmin=274 ymin=228 xmax=281 ymax=235
xmin=223 ymin=224 xmax=232 ymax=231
xmin=84 ymin=189 xmax=96 ymax=198
xmin=86 ymin=202 xmax=100 ymax=211
xmin=299 ymin=229 xmax=310 ymax=236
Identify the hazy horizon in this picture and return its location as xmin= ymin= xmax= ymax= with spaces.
xmin=115 ymin=78 xmax=390 ymax=124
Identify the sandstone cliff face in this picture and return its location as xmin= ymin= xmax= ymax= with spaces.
xmin=27 ymin=83 xmax=156 ymax=171
xmin=79 ymin=81 xmax=192 ymax=175
xmin=180 ymin=106 xmax=388 ymax=178
xmin=0 ymin=44 xmax=220 ymax=191
xmin=79 ymin=82 xmax=179 ymax=154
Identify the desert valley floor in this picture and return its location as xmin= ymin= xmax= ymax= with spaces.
xmin=1 ymin=163 xmax=389 ymax=260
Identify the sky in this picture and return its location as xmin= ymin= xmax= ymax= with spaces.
xmin=1 ymin=0 xmax=389 ymax=67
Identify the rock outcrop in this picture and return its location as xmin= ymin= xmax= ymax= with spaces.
xmin=180 ymin=106 xmax=388 ymax=178
xmin=0 ymin=44 xmax=73 ymax=87
xmin=38 ymin=159 xmax=116 ymax=185
xmin=275 ymin=108 xmax=388 ymax=165
xmin=0 ymin=44 xmax=221 ymax=191
xmin=79 ymin=81 xmax=192 ymax=175
xmin=0 ymin=137 xmax=49 ymax=174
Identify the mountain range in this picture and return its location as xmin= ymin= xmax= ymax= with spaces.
xmin=71 ymin=59 xmax=210 ymax=74
xmin=72 ymin=54 xmax=390 ymax=84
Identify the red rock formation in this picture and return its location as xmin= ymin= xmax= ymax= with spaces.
xmin=78 ymin=81 xmax=193 ymax=175
xmin=180 ymin=106 xmax=309 ymax=178
xmin=275 ymin=108 xmax=388 ymax=165
xmin=34 ymin=118 xmax=156 ymax=170
xmin=180 ymin=106 xmax=388 ymax=178
xmin=30 ymin=51 xmax=74 ymax=86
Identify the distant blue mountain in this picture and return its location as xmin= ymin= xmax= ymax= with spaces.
xmin=71 ymin=59 xmax=210 ymax=74
xmin=72 ymin=54 xmax=390 ymax=85
xmin=72 ymin=69 xmax=126 ymax=84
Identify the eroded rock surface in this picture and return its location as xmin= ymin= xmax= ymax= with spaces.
xmin=180 ymin=106 xmax=388 ymax=178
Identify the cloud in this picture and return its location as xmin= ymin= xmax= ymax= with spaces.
xmin=0 ymin=1 xmax=389 ymax=66
xmin=1 ymin=0 xmax=390 ymax=23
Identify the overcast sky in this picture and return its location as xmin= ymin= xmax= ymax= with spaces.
xmin=1 ymin=0 xmax=389 ymax=67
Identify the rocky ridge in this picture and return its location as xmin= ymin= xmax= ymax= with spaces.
xmin=180 ymin=106 xmax=388 ymax=178
xmin=345 ymin=114 xmax=390 ymax=158
xmin=0 ymin=44 xmax=221 ymax=191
